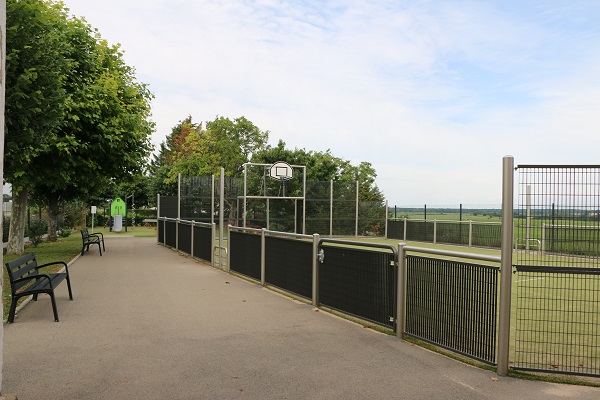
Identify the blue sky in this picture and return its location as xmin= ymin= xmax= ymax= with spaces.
xmin=66 ymin=1 xmax=600 ymax=207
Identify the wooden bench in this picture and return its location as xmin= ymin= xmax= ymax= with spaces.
xmin=80 ymin=228 xmax=105 ymax=256
xmin=5 ymin=253 xmax=73 ymax=322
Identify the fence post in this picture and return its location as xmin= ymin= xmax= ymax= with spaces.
xmin=469 ymin=220 xmax=473 ymax=247
xmin=261 ymin=228 xmax=266 ymax=286
xmin=226 ymin=226 xmax=231 ymax=273
xmin=176 ymin=218 xmax=179 ymax=251
xmin=312 ymin=233 xmax=320 ymax=307
xmin=330 ymin=180 xmax=333 ymax=238
xmin=433 ymin=220 xmax=437 ymax=244
xmin=397 ymin=242 xmax=407 ymax=338
xmin=211 ymin=223 xmax=216 ymax=268
xmin=497 ymin=155 xmax=514 ymax=376
xmin=403 ymin=218 xmax=407 ymax=241
xmin=191 ymin=220 xmax=195 ymax=258
xmin=157 ymin=194 xmax=160 ymax=244
xmin=385 ymin=200 xmax=389 ymax=239
xmin=220 ymin=168 xmax=225 ymax=263
xmin=355 ymin=180 xmax=359 ymax=237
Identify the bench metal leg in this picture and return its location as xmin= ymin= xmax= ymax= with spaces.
xmin=66 ymin=276 xmax=73 ymax=300
xmin=49 ymin=292 xmax=59 ymax=322
xmin=8 ymin=299 xmax=18 ymax=323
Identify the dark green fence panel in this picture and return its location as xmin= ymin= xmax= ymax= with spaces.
xmin=406 ymin=221 xmax=434 ymax=242
xmin=471 ymin=223 xmax=502 ymax=248
xmin=405 ymin=255 xmax=499 ymax=364
xmin=193 ymin=224 xmax=213 ymax=262
xmin=159 ymin=196 xmax=178 ymax=218
xmin=158 ymin=219 xmax=165 ymax=244
xmin=165 ymin=220 xmax=177 ymax=248
xmin=177 ymin=222 xmax=192 ymax=254
xmin=229 ymin=231 xmax=261 ymax=280
xmin=435 ymin=222 xmax=469 ymax=246
xmin=319 ymin=245 xmax=396 ymax=329
xmin=387 ymin=220 xmax=405 ymax=240
xmin=265 ymin=237 xmax=312 ymax=299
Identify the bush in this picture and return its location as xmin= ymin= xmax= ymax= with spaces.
xmin=27 ymin=219 xmax=47 ymax=247
xmin=59 ymin=226 xmax=71 ymax=238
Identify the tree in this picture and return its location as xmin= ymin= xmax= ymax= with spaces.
xmin=149 ymin=115 xmax=269 ymax=196
xmin=5 ymin=0 xmax=74 ymax=253
xmin=167 ymin=116 xmax=269 ymax=180
xmin=31 ymin=25 xmax=154 ymax=241
xmin=147 ymin=116 xmax=198 ymax=198
xmin=5 ymin=0 xmax=154 ymax=247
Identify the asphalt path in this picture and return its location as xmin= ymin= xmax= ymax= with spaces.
xmin=3 ymin=236 xmax=599 ymax=399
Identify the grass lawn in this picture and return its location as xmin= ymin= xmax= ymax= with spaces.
xmin=2 ymin=226 xmax=157 ymax=321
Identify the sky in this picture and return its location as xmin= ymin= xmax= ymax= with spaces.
xmin=64 ymin=0 xmax=600 ymax=207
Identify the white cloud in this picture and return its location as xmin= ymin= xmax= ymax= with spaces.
xmin=65 ymin=0 xmax=600 ymax=206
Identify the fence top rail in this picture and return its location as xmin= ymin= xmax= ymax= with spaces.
xmin=237 ymin=195 xmax=305 ymax=200
xmin=517 ymin=164 xmax=600 ymax=169
xmin=388 ymin=218 xmax=501 ymax=225
xmin=228 ymin=225 xmax=262 ymax=234
xmin=265 ymin=230 xmax=312 ymax=240
xmin=227 ymin=225 xmax=312 ymax=240
xmin=158 ymin=216 xmax=214 ymax=228
xmin=400 ymin=244 xmax=501 ymax=263
xmin=319 ymin=238 xmax=398 ymax=258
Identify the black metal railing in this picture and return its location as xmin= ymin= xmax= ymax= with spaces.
xmin=405 ymin=255 xmax=499 ymax=364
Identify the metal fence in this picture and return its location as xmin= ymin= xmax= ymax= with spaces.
xmin=156 ymin=161 xmax=600 ymax=378
xmin=513 ymin=265 xmax=600 ymax=376
xmin=512 ymin=165 xmax=600 ymax=377
xmin=387 ymin=219 xmax=502 ymax=248
xmin=318 ymin=239 xmax=397 ymax=329
xmin=177 ymin=174 xmax=386 ymax=236
xmin=405 ymin=255 xmax=499 ymax=364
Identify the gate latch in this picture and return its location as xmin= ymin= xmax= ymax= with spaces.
xmin=318 ymin=249 xmax=325 ymax=263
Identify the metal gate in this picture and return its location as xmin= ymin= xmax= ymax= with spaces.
xmin=318 ymin=239 xmax=397 ymax=329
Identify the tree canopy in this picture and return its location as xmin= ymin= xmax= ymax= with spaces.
xmin=149 ymin=116 xmax=385 ymax=203
xmin=5 ymin=0 xmax=154 ymax=248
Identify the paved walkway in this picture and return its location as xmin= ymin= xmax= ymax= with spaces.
xmin=3 ymin=236 xmax=600 ymax=399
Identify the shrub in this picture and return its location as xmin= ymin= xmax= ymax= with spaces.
xmin=27 ymin=219 xmax=47 ymax=247
xmin=59 ymin=226 xmax=71 ymax=238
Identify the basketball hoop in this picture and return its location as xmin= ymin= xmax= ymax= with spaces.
xmin=269 ymin=161 xmax=293 ymax=181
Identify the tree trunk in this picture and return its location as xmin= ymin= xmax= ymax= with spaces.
xmin=6 ymin=187 xmax=27 ymax=255
xmin=47 ymin=194 xmax=59 ymax=242
xmin=81 ymin=201 xmax=87 ymax=229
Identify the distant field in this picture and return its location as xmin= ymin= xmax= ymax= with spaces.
xmin=389 ymin=210 xmax=502 ymax=223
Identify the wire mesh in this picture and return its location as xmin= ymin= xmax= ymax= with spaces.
xmin=513 ymin=266 xmax=600 ymax=376
xmin=513 ymin=165 xmax=600 ymax=377
xmin=516 ymin=166 xmax=600 ymax=267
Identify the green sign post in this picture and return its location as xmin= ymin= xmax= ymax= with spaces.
xmin=111 ymin=197 xmax=126 ymax=232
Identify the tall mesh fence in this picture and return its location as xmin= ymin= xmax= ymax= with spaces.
xmin=179 ymin=174 xmax=385 ymax=236
xmin=512 ymin=165 xmax=600 ymax=377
